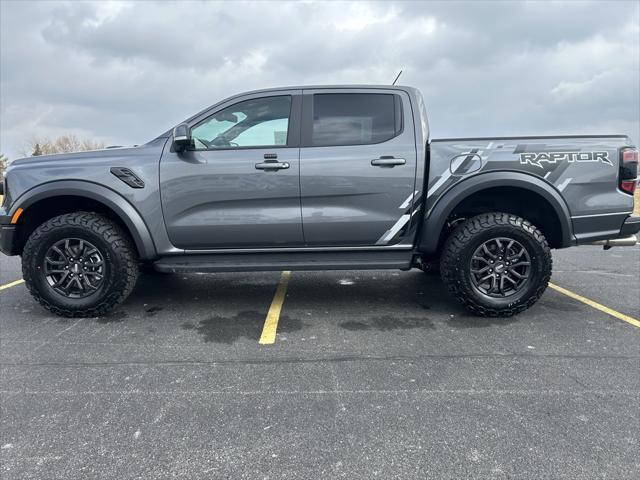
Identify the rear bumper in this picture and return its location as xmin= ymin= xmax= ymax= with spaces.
xmin=585 ymin=214 xmax=640 ymax=248
xmin=619 ymin=214 xmax=640 ymax=236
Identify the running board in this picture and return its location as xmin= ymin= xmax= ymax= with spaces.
xmin=153 ymin=251 xmax=413 ymax=273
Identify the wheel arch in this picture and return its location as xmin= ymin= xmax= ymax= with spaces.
xmin=8 ymin=181 xmax=157 ymax=260
xmin=417 ymin=171 xmax=574 ymax=255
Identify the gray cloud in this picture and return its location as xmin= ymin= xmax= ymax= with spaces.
xmin=1 ymin=0 xmax=638 ymax=160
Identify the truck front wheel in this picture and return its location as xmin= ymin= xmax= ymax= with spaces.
xmin=22 ymin=212 xmax=139 ymax=318
xmin=440 ymin=213 xmax=552 ymax=317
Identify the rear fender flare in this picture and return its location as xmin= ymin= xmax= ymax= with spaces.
xmin=418 ymin=171 xmax=574 ymax=254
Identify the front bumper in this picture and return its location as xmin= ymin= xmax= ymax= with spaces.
xmin=0 ymin=209 xmax=18 ymax=256
xmin=0 ymin=225 xmax=17 ymax=256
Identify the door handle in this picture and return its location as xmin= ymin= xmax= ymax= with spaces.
xmin=371 ymin=157 xmax=406 ymax=167
xmin=255 ymin=161 xmax=290 ymax=171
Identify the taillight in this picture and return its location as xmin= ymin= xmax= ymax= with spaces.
xmin=619 ymin=147 xmax=638 ymax=195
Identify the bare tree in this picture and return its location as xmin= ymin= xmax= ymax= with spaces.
xmin=20 ymin=134 xmax=105 ymax=157
xmin=32 ymin=143 xmax=43 ymax=156
xmin=0 ymin=154 xmax=7 ymax=177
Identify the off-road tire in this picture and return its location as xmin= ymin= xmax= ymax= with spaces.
xmin=22 ymin=212 xmax=139 ymax=317
xmin=440 ymin=213 xmax=552 ymax=317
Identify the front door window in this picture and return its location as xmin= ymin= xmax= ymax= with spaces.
xmin=191 ymin=96 xmax=291 ymax=150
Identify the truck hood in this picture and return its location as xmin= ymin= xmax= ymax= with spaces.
xmin=2 ymin=138 xmax=168 ymax=210
xmin=10 ymin=146 xmax=141 ymax=167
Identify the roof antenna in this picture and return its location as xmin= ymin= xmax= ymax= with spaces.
xmin=392 ymin=69 xmax=403 ymax=86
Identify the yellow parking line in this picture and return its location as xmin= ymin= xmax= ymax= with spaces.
xmin=549 ymin=282 xmax=640 ymax=328
xmin=259 ymin=271 xmax=291 ymax=345
xmin=0 ymin=279 xmax=25 ymax=291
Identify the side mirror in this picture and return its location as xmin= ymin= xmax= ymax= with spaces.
xmin=172 ymin=123 xmax=193 ymax=152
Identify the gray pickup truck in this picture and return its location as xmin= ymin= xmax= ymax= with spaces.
xmin=1 ymin=85 xmax=638 ymax=318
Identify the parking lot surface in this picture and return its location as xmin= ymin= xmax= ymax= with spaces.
xmin=1 ymin=245 xmax=639 ymax=479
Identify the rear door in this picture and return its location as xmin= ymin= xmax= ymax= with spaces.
xmin=299 ymin=89 xmax=418 ymax=246
xmin=160 ymin=90 xmax=303 ymax=249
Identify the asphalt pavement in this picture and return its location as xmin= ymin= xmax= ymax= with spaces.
xmin=1 ymin=245 xmax=639 ymax=479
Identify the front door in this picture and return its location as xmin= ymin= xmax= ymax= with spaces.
xmin=160 ymin=91 xmax=303 ymax=249
xmin=299 ymin=89 xmax=418 ymax=246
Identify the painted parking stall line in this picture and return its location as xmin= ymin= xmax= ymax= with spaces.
xmin=0 ymin=279 xmax=24 ymax=291
xmin=259 ymin=271 xmax=291 ymax=345
xmin=549 ymin=282 xmax=640 ymax=328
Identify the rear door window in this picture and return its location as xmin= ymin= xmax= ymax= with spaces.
xmin=310 ymin=93 xmax=402 ymax=147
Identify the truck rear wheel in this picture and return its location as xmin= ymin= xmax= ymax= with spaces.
xmin=22 ymin=212 xmax=139 ymax=318
xmin=440 ymin=213 xmax=552 ymax=317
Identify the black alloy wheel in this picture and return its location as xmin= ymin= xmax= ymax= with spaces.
xmin=43 ymin=238 xmax=106 ymax=298
xmin=469 ymin=237 xmax=531 ymax=298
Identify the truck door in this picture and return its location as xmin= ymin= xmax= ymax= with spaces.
xmin=160 ymin=91 xmax=303 ymax=249
xmin=299 ymin=89 xmax=418 ymax=246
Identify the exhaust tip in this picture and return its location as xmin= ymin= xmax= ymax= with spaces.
xmin=588 ymin=234 xmax=638 ymax=249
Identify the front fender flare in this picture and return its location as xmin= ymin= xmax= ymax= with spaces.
xmin=417 ymin=171 xmax=574 ymax=254
xmin=10 ymin=180 xmax=157 ymax=260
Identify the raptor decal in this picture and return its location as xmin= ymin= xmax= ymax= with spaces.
xmin=519 ymin=151 xmax=612 ymax=168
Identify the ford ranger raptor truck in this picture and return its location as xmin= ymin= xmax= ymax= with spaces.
xmin=1 ymin=86 xmax=638 ymax=318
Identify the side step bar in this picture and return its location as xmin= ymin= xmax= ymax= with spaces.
xmin=153 ymin=251 xmax=413 ymax=273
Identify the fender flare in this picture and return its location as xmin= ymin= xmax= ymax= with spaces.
xmin=10 ymin=180 xmax=157 ymax=260
xmin=418 ymin=171 xmax=574 ymax=254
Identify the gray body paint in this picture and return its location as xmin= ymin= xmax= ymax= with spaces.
xmin=426 ymin=136 xmax=635 ymax=246
xmin=1 ymin=85 xmax=636 ymax=263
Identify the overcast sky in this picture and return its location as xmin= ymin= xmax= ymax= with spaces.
xmin=1 ymin=0 xmax=638 ymax=159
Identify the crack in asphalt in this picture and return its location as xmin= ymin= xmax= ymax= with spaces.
xmin=1 ymin=352 xmax=639 ymax=368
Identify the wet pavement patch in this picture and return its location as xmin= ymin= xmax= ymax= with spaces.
xmin=181 ymin=310 xmax=304 ymax=344
xmin=538 ymin=293 xmax=583 ymax=312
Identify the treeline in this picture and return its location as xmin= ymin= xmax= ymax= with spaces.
xmin=1 ymin=134 xmax=106 ymax=176
xmin=20 ymin=134 xmax=105 ymax=157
